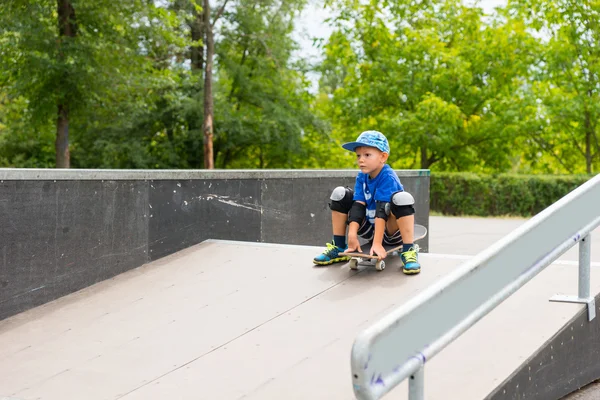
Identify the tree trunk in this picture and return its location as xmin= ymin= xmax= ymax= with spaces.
xmin=56 ymin=0 xmax=76 ymax=168
xmin=420 ymin=144 xmax=429 ymax=169
xmin=221 ymin=148 xmax=231 ymax=168
xmin=190 ymin=6 xmax=204 ymax=72
xmin=56 ymin=104 xmax=70 ymax=168
xmin=259 ymin=147 xmax=264 ymax=168
xmin=585 ymin=110 xmax=592 ymax=173
xmin=203 ymin=0 xmax=214 ymax=169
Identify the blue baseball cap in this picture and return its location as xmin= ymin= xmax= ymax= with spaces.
xmin=342 ymin=130 xmax=390 ymax=154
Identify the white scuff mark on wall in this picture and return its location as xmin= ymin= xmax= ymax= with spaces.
xmin=217 ymin=198 xmax=261 ymax=211
xmin=194 ymin=194 xmax=262 ymax=212
xmin=189 ymin=194 xmax=289 ymax=218
xmin=204 ymin=194 xmax=229 ymax=201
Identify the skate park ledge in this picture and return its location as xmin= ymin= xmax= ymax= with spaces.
xmin=0 ymin=168 xmax=430 ymax=321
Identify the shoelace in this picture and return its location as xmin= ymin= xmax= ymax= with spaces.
xmin=403 ymin=250 xmax=418 ymax=263
xmin=324 ymin=242 xmax=338 ymax=256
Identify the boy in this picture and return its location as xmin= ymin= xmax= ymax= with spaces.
xmin=312 ymin=130 xmax=421 ymax=275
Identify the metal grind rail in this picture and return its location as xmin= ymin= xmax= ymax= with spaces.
xmin=350 ymin=173 xmax=600 ymax=400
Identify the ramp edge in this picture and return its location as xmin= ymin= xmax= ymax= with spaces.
xmin=485 ymin=292 xmax=600 ymax=400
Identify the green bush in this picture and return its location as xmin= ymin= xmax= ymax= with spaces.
xmin=430 ymin=172 xmax=593 ymax=217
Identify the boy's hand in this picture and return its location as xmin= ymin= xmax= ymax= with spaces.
xmin=370 ymin=243 xmax=387 ymax=260
xmin=346 ymin=234 xmax=362 ymax=253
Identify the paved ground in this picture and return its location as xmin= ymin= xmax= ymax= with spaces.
xmin=1 ymin=216 xmax=599 ymax=400
xmin=429 ymin=215 xmax=600 ymax=260
xmin=566 ymin=383 xmax=600 ymax=400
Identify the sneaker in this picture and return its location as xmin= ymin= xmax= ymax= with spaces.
xmin=313 ymin=241 xmax=351 ymax=265
xmin=400 ymin=247 xmax=421 ymax=275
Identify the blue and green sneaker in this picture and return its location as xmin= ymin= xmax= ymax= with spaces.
xmin=313 ymin=241 xmax=351 ymax=265
xmin=400 ymin=247 xmax=421 ymax=275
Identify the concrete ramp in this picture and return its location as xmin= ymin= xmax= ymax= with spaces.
xmin=0 ymin=239 xmax=599 ymax=399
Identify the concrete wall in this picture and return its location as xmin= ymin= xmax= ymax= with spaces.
xmin=0 ymin=169 xmax=429 ymax=320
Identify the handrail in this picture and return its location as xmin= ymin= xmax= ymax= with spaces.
xmin=350 ymin=173 xmax=600 ymax=400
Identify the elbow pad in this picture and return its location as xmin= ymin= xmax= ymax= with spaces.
xmin=348 ymin=202 xmax=366 ymax=224
xmin=375 ymin=201 xmax=390 ymax=220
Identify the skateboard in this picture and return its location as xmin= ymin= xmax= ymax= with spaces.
xmin=339 ymin=224 xmax=428 ymax=271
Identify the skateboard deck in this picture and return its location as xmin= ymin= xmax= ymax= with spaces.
xmin=340 ymin=224 xmax=427 ymax=271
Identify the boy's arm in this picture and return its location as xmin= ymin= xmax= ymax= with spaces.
xmin=371 ymin=175 xmax=396 ymax=257
xmin=346 ymin=200 xmax=365 ymax=252
xmin=369 ymin=217 xmax=389 ymax=260
xmin=372 ymin=217 xmax=386 ymax=247
xmin=373 ymin=197 xmax=391 ymax=245
xmin=347 ymin=174 xmax=366 ymax=250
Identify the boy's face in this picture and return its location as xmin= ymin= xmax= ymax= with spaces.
xmin=355 ymin=146 xmax=388 ymax=176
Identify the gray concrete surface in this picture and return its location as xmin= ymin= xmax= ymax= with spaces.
xmin=0 ymin=216 xmax=599 ymax=400
xmin=0 ymin=168 xmax=429 ymax=180
xmin=429 ymin=215 xmax=600 ymax=266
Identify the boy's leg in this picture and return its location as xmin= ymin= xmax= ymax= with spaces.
xmin=386 ymin=213 xmax=414 ymax=244
xmin=385 ymin=214 xmax=416 ymax=246
xmin=388 ymin=191 xmax=421 ymax=274
xmin=332 ymin=210 xmax=349 ymax=247
xmin=313 ymin=186 xmax=354 ymax=265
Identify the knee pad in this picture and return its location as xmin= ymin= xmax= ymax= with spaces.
xmin=390 ymin=191 xmax=415 ymax=218
xmin=329 ymin=186 xmax=354 ymax=214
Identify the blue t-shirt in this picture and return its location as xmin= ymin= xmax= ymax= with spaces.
xmin=353 ymin=164 xmax=404 ymax=224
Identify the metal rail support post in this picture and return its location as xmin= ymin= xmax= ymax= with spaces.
xmin=550 ymin=234 xmax=596 ymax=321
xmin=408 ymin=367 xmax=424 ymax=400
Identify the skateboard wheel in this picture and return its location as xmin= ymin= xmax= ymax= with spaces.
xmin=349 ymin=259 xmax=359 ymax=270
xmin=376 ymin=260 xmax=385 ymax=271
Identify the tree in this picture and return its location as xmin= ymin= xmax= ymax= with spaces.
xmin=316 ymin=0 xmax=538 ymax=171
xmin=210 ymin=0 xmax=324 ymax=168
xmin=169 ymin=0 xmax=229 ymax=169
xmin=509 ymin=0 xmax=600 ymax=174
xmin=0 ymin=0 xmax=184 ymax=168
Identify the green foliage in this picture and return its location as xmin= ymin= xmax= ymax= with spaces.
xmin=211 ymin=0 xmax=325 ymax=168
xmin=70 ymin=69 xmax=200 ymax=169
xmin=0 ymin=94 xmax=55 ymax=167
xmin=507 ymin=0 xmax=600 ymax=174
xmin=315 ymin=0 xmax=539 ymax=172
xmin=431 ymin=172 xmax=592 ymax=216
xmin=0 ymin=0 xmax=191 ymax=167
